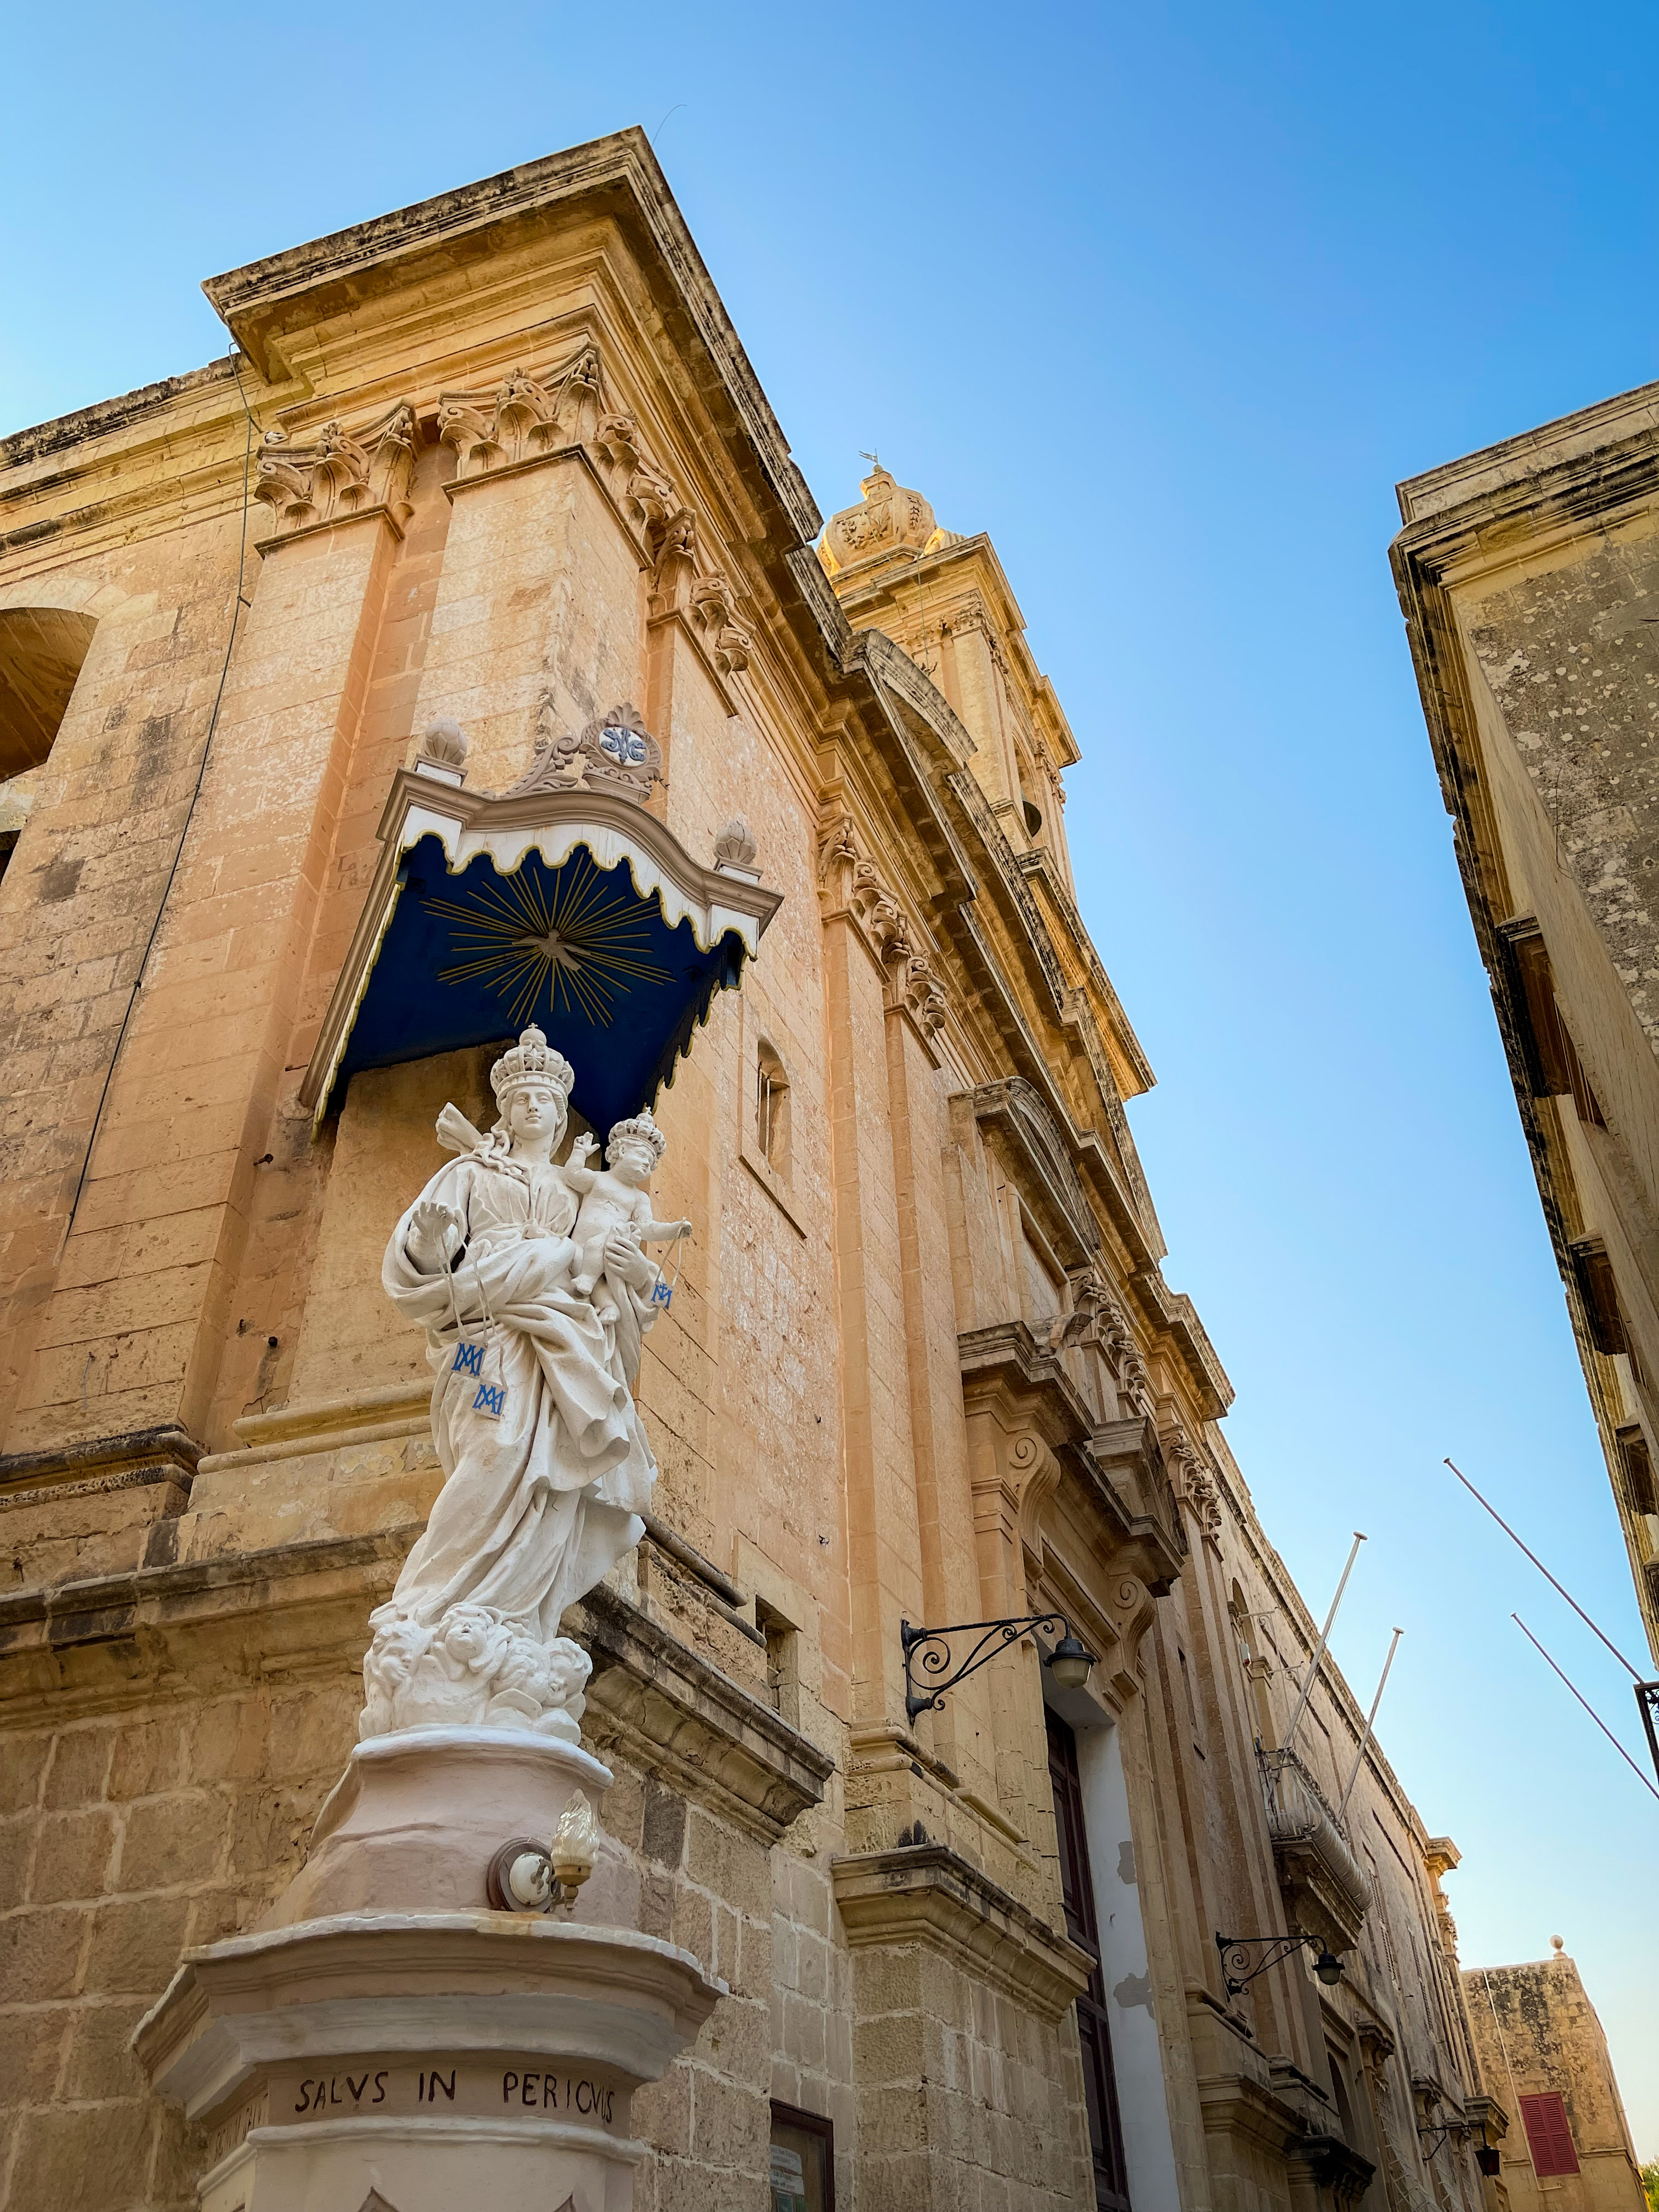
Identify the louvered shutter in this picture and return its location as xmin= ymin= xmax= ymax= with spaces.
xmin=1519 ymin=2092 xmax=1580 ymax=2178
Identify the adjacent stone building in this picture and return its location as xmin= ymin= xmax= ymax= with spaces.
xmin=1392 ymin=385 xmax=1659 ymax=1696
xmin=1463 ymin=1943 xmax=1646 ymax=2212
xmin=0 ymin=127 xmax=1535 ymax=2209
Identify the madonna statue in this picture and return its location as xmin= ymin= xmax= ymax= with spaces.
xmin=359 ymin=1025 xmax=667 ymax=1743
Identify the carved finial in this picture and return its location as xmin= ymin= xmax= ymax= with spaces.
xmin=1550 ymin=1933 xmax=1566 ymax=1956
xmin=714 ymin=818 xmax=759 ymax=874
xmin=414 ymin=716 xmax=469 ymax=782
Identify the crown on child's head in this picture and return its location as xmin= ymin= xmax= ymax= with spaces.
xmin=490 ymin=1025 xmax=575 ymax=1103
xmin=606 ymin=1110 xmax=667 ymax=1161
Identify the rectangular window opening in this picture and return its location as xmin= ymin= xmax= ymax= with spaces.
xmin=770 ymin=2100 xmax=833 ymax=2211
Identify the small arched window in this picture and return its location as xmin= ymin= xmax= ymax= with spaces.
xmin=0 ymin=606 xmax=98 ymax=887
xmin=756 ymin=1040 xmax=791 ymax=1182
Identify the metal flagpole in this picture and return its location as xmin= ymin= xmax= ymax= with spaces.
xmin=1512 ymin=1615 xmax=1659 ymax=1805
xmin=1283 ymin=1532 xmax=1365 ymax=1754
xmin=1337 ymin=1627 xmax=1403 ymax=1822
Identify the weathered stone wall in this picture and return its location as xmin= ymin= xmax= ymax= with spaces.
xmin=1463 ymin=1953 xmax=1646 ymax=2212
xmin=1394 ymin=386 xmax=1659 ymax=1664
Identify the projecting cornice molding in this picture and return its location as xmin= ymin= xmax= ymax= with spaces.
xmin=969 ymin=1077 xmax=1102 ymax=1266
xmin=830 ymin=1843 xmax=1093 ymax=2021
xmin=201 ymin=128 xmax=819 ymax=544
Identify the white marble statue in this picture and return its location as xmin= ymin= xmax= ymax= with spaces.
xmin=360 ymin=1026 xmax=667 ymax=1742
xmin=563 ymin=1111 xmax=690 ymax=1323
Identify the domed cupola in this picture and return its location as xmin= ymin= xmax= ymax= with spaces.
xmin=818 ymin=464 xmax=951 ymax=580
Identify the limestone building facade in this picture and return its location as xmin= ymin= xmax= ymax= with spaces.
xmin=1462 ymin=1944 xmax=1646 ymax=2212
xmin=1392 ymin=386 xmax=1659 ymax=1705
xmin=0 ymin=128 xmax=1525 ymax=2210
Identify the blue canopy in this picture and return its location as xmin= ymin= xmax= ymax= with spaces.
xmin=325 ymin=832 xmax=747 ymax=1134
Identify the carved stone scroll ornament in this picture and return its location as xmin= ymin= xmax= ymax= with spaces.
xmin=254 ymin=402 xmax=417 ymax=541
xmin=438 ymin=346 xmax=606 ymax=480
xmin=503 ymin=699 xmax=664 ymax=803
xmin=1096 ymin=1293 xmax=1154 ymax=1415
xmin=686 ymin=571 xmax=753 ymax=674
xmin=1160 ymin=1419 xmax=1223 ymax=1538
xmin=894 ymin=954 xmax=948 ymax=1040
xmin=816 ymin=812 xmax=947 ymax=1037
xmin=360 ymin=1025 xmax=669 ymax=1743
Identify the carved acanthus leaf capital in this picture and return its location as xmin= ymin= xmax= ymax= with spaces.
xmin=255 ymin=401 xmax=417 ymax=540
xmin=1164 ymin=1425 xmax=1223 ymax=1538
xmin=890 ymin=953 xmax=948 ymax=1041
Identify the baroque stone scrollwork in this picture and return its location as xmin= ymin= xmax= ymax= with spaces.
xmin=437 ymin=341 xmax=755 ymax=682
xmin=255 ymin=402 xmax=417 ymax=541
xmin=504 ymin=700 xmax=664 ymax=803
xmin=896 ymin=955 xmax=948 ymax=1040
xmin=817 ymin=464 xmax=947 ymax=575
xmin=1166 ymin=1425 xmax=1224 ymax=1539
xmin=817 ymin=811 xmax=951 ymax=1046
xmin=438 ymin=346 xmax=606 ymax=479
xmin=686 ymin=570 xmax=753 ymax=675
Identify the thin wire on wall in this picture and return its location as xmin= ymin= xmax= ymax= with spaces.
xmin=59 ymin=350 xmax=260 ymax=1252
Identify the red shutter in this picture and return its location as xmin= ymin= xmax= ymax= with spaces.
xmin=1519 ymin=2092 xmax=1580 ymax=2178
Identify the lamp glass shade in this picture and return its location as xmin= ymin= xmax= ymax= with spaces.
xmin=1047 ymin=1635 xmax=1094 ymax=1690
xmin=1313 ymin=1949 xmax=1344 ymax=1986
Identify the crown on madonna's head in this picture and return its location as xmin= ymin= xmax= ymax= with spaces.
xmin=490 ymin=1025 xmax=575 ymax=1103
xmin=606 ymin=1110 xmax=667 ymax=1161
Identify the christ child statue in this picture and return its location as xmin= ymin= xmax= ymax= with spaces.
xmin=563 ymin=1110 xmax=690 ymax=1321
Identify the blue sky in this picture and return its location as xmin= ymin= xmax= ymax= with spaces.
xmin=5 ymin=0 xmax=1656 ymax=2154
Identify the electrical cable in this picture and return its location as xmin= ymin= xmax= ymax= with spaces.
xmin=58 ymin=350 xmax=259 ymax=1253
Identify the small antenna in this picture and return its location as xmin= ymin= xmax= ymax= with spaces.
xmin=859 ymin=448 xmax=881 ymax=469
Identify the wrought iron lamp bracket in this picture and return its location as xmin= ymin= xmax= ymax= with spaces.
xmin=900 ymin=1612 xmax=1085 ymax=1725
xmin=1417 ymin=2115 xmax=1477 ymax=2160
xmin=1215 ymin=1928 xmax=1334 ymax=1997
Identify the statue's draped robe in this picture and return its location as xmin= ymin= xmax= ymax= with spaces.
xmin=381 ymin=1142 xmax=657 ymax=1643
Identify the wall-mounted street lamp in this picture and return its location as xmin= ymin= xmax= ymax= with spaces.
xmin=1418 ymin=2107 xmax=1500 ymax=2175
xmin=1215 ymin=1929 xmax=1345 ymax=1997
xmin=900 ymin=1612 xmax=1096 ymax=1725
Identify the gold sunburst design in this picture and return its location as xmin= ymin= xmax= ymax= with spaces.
xmin=430 ymin=850 xmax=672 ymax=1029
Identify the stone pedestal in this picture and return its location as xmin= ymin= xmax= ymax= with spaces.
xmin=136 ymin=1733 xmax=723 ymax=2210
xmin=265 ymin=1726 xmax=636 ymax=1928
xmin=135 ymin=1911 xmax=718 ymax=2212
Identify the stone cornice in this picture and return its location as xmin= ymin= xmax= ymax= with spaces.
xmin=1015 ymin=849 xmax=1154 ymax=1098
xmin=571 ymin=1582 xmax=833 ymax=1844
xmin=0 ymin=1527 xmax=832 ymax=1846
xmin=1393 ymin=376 xmax=1659 ymax=535
xmin=957 ymin=1323 xmax=1185 ymax=1597
xmin=201 ymin=128 xmax=819 ymax=546
xmin=830 ymin=1843 xmax=1092 ymax=2021
xmin=0 ymin=1421 xmax=202 ymax=1497
xmin=968 ymin=1078 xmax=1103 ymax=1266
